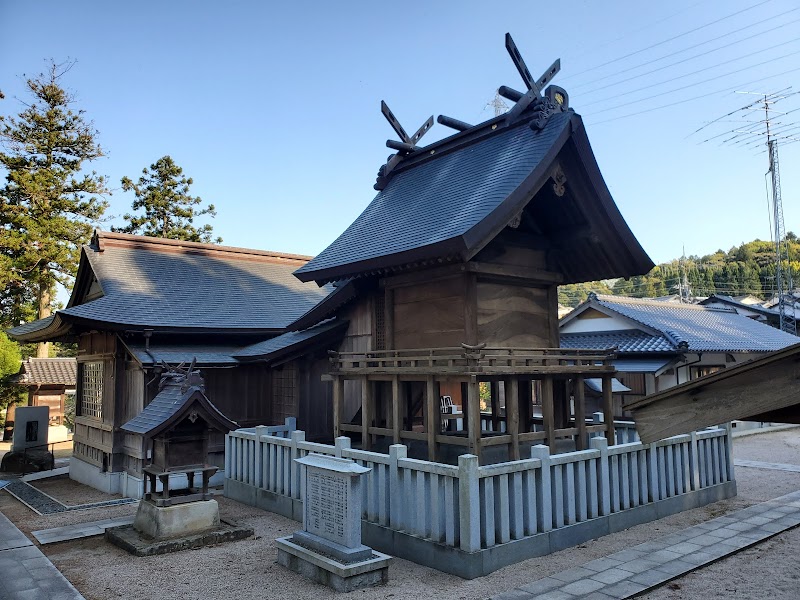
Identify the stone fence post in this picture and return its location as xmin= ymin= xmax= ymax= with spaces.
xmin=253 ymin=425 xmax=268 ymax=488
xmin=590 ymin=437 xmax=611 ymax=516
xmin=335 ymin=436 xmax=351 ymax=458
xmin=458 ymin=454 xmax=480 ymax=553
xmin=531 ymin=445 xmax=552 ymax=532
xmin=290 ymin=430 xmax=306 ymax=499
xmin=388 ymin=444 xmax=407 ymax=531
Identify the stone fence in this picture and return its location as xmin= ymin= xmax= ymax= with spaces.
xmin=224 ymin=421 xmax=735 ymax=578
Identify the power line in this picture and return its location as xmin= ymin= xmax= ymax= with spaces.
xmin=582 ymin=37 xmax=800 ymax=109
xmin=562 ymin=0 xmax=775 ymax=80
xmin=585 ymin=64 xmax=800 ymax=126
xmin=572 ymin=9 xmax=800 ymax=94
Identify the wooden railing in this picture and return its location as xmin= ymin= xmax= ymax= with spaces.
xmin=328 ymin=345 xmax=616 ymax=375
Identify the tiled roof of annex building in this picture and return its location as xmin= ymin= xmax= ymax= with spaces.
xmin=13 ymin=358 xmax=77 ymax=386
xmin=8 ymin=231 xmax=333 ymax=341
xmin=561 ymin=294 xmax=798 ymax=353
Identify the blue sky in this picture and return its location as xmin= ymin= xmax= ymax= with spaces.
xmin=1 ymin=0 xmax=799 ymax=267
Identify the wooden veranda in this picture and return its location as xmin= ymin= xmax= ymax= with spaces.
xmin=327 ymin=344 xmax=618 ymax=463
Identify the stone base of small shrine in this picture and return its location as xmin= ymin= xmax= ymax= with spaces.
xmin=133 ymin=498 xmax=220 ymax=539
xmin=106 ymin=499 xmax=252 ymax=556
xmin=276 ymin=535 xmax=391 ymax=592
xmin=106 ymin=517 xmax=253 ymax=557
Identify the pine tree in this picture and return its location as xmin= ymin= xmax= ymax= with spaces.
xmin=0 ymin=60 xmax=109 ymax=356
xmin=116 ymin=156 xmax=221 ymax=243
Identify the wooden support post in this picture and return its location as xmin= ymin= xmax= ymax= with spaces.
xmin=518 ymin=380 xmax=532 ymax=433
xmin=574 ymin=375 xmax=586 ymax=450
xmin=490 ymin=382 xmax=500 ymax=432
xmin=333 ymin=376 xmax=344 ymax=439
xmin=425 ymin=376 xmax=439 ymax=461
xmin=541 ymin=375 xmax=556 ymax=453
xmin=602 ymin=374 xmax=614 ymax=445
xmin=467 ymin=377 xmax=481 ymax=460
xmin=392 ymin=376 xmax=401 ymax=444
xmin=506 ymin=378 xmax=520 ymax=461
xmin=362 ymin=377 xmax=372 ymax=450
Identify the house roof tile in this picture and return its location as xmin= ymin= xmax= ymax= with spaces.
xmin=14 ymin=358 xmax=77 ymax=386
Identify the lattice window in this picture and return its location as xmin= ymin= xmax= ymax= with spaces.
xmin=81 ymin=362 xmax=104 ymax=419
xmin=272 ymin=363 xmax=297 ymax=423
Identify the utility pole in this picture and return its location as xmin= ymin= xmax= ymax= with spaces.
xmin=693 ymin=89 xmax=799 ymax=335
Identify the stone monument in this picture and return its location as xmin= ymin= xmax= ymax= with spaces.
xmin=276 ymin=453 xmax=391 ymax=591
xmin=0 ymin=406 xmax=54 ymax=473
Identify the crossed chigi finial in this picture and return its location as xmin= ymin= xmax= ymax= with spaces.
xmin=374 ymin=33 xmax=568 ymax=190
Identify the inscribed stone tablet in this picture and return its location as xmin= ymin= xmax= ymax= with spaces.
xmin=306 ymin=469 xmax=348 ymax=545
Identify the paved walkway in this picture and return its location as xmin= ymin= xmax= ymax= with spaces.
xmin=734 ymin=459 xmax=800 ymax=473
xmin=492 ymin=489 xmax=800 ymax=599
xmin=4 ymin=480 xmax=137 ymax=515
xmin=33 ymin=516 xmax=136 ymax=545
xmin=0 ymin=510 xmax=84 ymax=599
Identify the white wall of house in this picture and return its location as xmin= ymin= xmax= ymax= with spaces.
xmin=560 ymin=309 xmax=638 ymax=333
xmin=654 ymin=351 xmax=765 ymax=392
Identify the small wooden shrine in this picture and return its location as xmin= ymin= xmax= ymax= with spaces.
xmin=121 ymin=361 xmax=238 ymax=506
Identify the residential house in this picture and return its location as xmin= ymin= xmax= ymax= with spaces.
xmin=560 ymin=293 xmax=798 ymax=416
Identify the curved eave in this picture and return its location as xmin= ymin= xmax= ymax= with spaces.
xmin=293 ymin=240 xmax=466 ymax=285
xmin=7 ymin=314 xmax=74 ymax=344
xmin=567 ymin=118 xmax=654 ymax=279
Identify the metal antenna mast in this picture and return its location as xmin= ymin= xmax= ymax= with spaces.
xmin=764 ymin=96 xmax=796 ymax=334
xmin=487 ymin=91 xmax=510 ymax=117
xmin=692 ymin=88 xmax=800 ymax=335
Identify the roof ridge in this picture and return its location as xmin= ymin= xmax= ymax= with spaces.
xmin=595 ymin=294 xmax=731 ymax=311
xmin=93 ymin=230 xmax=313 ymax=264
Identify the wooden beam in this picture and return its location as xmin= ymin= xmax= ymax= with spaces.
xmin=574 ymin=375 xmax=586 ymax=450
xmin=333 ymin=376 xmax=344 ymax=439
xmin=391 ymin=376 xmax=401 ymax=444
xmin=541 ymin=375 xmax=556 ymax=453
xmin=361 ymin=377 xmax=372 ymax=450
xmin=464 ymin=273 xmax=478 ymax=345
xmin=518 ymin=380 xmax=532 ymax=433
xmin=506 ymin=378 xmax=520 ymax=460
xmin=385 ymin=288 xmax=395 ymax=350
xmin=602 ymin=374 xmax=614 ymax=445
xmin=425 ymin=376 xmax=439 ymax=461
xmin=467 ymin=377 xmax=481 ymax=459
xmin=467 ymin=262 xmax=564 ymax=285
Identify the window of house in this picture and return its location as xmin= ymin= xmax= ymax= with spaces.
xmin=80 ymin=362 xmax=104 ymax=419
xmin=689 ymin=365 xmax=723 ymax=380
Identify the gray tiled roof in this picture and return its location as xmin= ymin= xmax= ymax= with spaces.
xmin=234 ymin=319 xmax=345 ymax=359
xmin=591 ymin=295 xmax=798 ymax=352
xmin=560 ymin=330 xmax=675 ymax=353
xmin=121 ymin=383 xmax=185 ymax=435
xmin=124 ymin=342 xmax=243 ymax=366
xmin=700 ymin=294 xmax=778 ymax=317
xmin=9 ymin=316 xmax=55 ymax=336
xmin=14 ymin=358 xmax=77 ymax=386
xmin=120 ymin=379 xmax=237 ymax=436
xmin=295 ymin=111 xmax=573 ymax=281
xmin=51 ymin=238 xmax=331 ymax=331
xmin=585 ymin=378 xmax=631 ymax=393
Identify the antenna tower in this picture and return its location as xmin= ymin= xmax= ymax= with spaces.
xmin=693 ymin=89 xmax=800 ymax=335
xmin=487 ymin=91 xmax=510 ymax=117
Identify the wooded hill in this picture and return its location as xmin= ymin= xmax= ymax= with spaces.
xmin=558 ymin=236 xmax=800 ymax=308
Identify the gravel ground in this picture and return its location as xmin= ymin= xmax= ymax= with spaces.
xmin=0 ymin=429 xmax=798 ymax=600
xmin=30 ymin=474 xmax=125 ymax=506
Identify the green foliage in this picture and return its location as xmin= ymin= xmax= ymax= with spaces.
xmin=0 ymin=60 xmax=109 ymax=331
xmin=558 ymin=238 xmax=800 ymax=307
xmin=116 ymin=155 xmax=221 ymax=243
xmin=558 ymin=280 xmax=613 ymax=307
xmin=0 ymin=331 xmax=23 ymax=418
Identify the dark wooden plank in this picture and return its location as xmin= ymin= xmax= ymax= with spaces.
xmin=465 ymin=273 xmax=478 ymax=346
xmin=506 ymin=378 xmax=520 ymax=460
xmin=574 ymin=375 xmax=586 ymax=450
xmin=602 ymin=374 xmax=614 ymax=445
xmin=541 ymin=375 xmax=556 ymax=452
xmin=392 ymin=376 xmax=401 ymax=444
xmin=362 ymin=377 xmax=372 ymax=450
xmin=426 ymin=376 xmax=438 ymax=461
